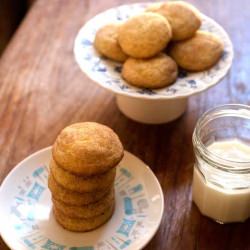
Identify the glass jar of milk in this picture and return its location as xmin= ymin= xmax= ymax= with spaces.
xmin=192 ymin=104 xmax=250 ymax=223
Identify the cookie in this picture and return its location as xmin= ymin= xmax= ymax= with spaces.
xmin=53 ymin=188 xmax=114 ymax=219
xmin=50 ymin=158 xmax=116 ymax=193
xmin=94 ymin=23 xmax=128 ymax=62
xmin=54 ymin=203 xmax=114 ymax=232
xmin=169 ymin=31 xmax=224 ymax=71
xmin=52 ymin=122 xmax=124 ymax=176
xmin=118 ymin=13 xmax=172 ymax=58
xmin=146 ymin=1 xmax=201 ymax=41
xmin=145 ymin=2 xmax=163 ymax=12
xmin=122 ymin=53 xmax=178 ymax=89
xmin=48 ymin=173 xmax=111 ymax=206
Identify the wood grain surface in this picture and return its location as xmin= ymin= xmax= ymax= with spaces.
xmin=0 ymin=0 xmax=249 ymax=249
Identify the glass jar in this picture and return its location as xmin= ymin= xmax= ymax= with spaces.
xmin=192 ymin=104 xmax=250 ymax=223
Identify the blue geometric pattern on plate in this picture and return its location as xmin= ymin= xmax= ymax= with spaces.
xmin=74 ymin=2 xmax=233 ymax=99
xmin=10 ymin=165 xmax=150 ymax=249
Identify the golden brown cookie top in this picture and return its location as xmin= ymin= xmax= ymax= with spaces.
xmin=94 ymin=23 xmax=128 ymax=62
xmin=118 ymin=12 xmax=172 ymax=58
xmin=146 ymin=1 xmax=201 ymax=41
xmin=169 ymin=31 xmax=224 ymax=71
xmin=52 ymin=122 xmax=124 ymax=176
xmin=122 ymin=53 xmax=178 ymax=89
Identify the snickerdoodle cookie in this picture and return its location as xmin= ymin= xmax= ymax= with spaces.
xmin=94 ymin=23 xmax=128 ymax=62
xmin=169 ymin=31 xmax=224 ymax=71
xmin=118 ymin=13 xmax=172 ymax=58
xmin=53 ymin=188 xmax=114 ymax=219
xmin=122 ymin=53 xmax=178 ymax=88
xmin=53 ymin=203 xmax=114 ymax=232
xmin=50 ymin=158 xmax=116 ymax=193
xmin=52 ymin=122 xmax=124 ymax=176
xmin=48 ymin=173 xmax=111 ymax=206
xmin=146 ymin=1 xmax=201 ymax=41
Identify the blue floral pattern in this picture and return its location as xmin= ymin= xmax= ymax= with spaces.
xmin=74 ymin=3 xmax=233 ymax=99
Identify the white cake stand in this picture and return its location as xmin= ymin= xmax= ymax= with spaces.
xmin=74 ymin=2 xmax=233 ymax=124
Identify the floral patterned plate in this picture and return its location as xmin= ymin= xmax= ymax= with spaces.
xmin=74 ymin=2 xmax=233 ymax=100
xmin=0 ymin=147 xmax=164 ymax=250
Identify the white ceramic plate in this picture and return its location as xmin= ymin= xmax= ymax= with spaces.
xmin=0 ymin=147 xmax=164 ymax=250
xmin=74 ymin=2 xmax=233 ymax=100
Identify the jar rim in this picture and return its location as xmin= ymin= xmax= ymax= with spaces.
xmin=193 ymin=104 xmax=250 ymax=173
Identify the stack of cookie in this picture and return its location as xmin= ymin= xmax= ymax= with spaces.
xmin=48 ymin=122 xmax=124 ymax=232
xmin=94 ymin=1 xmax=224 ymax=89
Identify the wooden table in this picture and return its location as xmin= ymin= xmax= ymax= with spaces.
xmin=0 ymin=0 xmax=249 ymax=249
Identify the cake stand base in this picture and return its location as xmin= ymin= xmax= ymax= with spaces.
xmin=116 ymin=95 xmax=187 ymax=124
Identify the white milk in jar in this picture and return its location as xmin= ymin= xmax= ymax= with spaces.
xmin=192 ymin=105 xmax=250 ymax=223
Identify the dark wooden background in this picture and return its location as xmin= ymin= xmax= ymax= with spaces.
xmin=0 ymin=0 xmax=34 ymax=56
xmin=0 ymin=0 xmax=249 ymax=249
